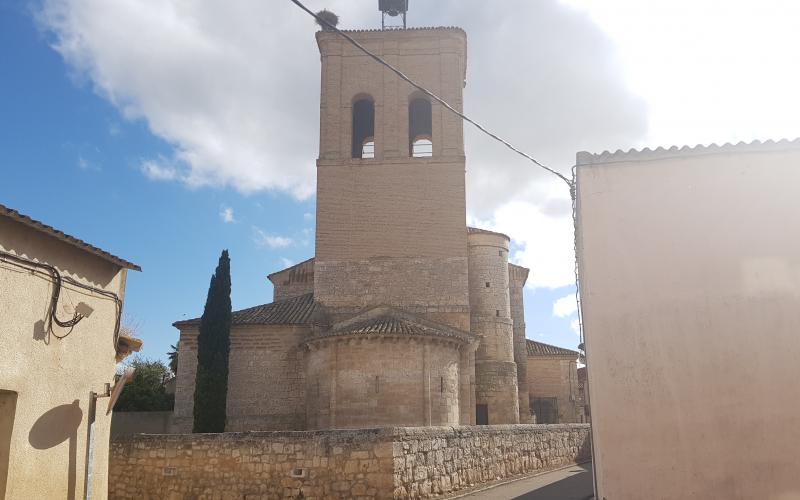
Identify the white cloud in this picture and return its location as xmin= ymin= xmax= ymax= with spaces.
xmin=279 ymin=257 xmax=294 ymax=268
xmin=252 ymin=227 xmax=292 ymax=249
xmin=303 ymin=212 xmax=314 ymax=221
xmin=38 ymin=0 xmax=651 ymax=291
xmin=570 ymin=319 xmax=581 ymax=337
xmin=553 ymin=294 xmax=578 ymax=318
xmin=140 ymin=159 xmax=181 ymax=181
xmin=469 ymin=179 xmax=576 ymax=289
xmin=219 ymin=206 xmax=235 ymax=224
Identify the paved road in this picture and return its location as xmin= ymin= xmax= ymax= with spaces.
xmin=458 ymin=463 xmax=593 ymax=500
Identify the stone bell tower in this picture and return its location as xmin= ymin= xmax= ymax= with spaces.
xmin=313 ymin=27 xmax=470 ymax=331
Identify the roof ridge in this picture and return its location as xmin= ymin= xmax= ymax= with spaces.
xmin=174 ymin=292 xmax=315 ymax=328
xmin=526 ymin=339 xmax=579 ymax=357
xmin=0 ymin=203 xmax=141 ymax=271
xmin=577 ymin=138 xmax=800 ymax=165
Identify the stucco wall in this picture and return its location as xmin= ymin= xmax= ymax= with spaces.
xmin=173 ymin=324 xmax=309 ymax=433
xmin=0 ymin=215 xmax=128 ymax=500
xmin=305 ymin=337 xmax=464 ymax=429
xmin=577 ymin=141 xmax=800 ymax=499
xmin=526 ymin=356 xmax=579 ymax=423
xmin=108 ymin=424 xmax=591 ymax=500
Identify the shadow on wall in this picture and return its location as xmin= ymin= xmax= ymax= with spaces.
xmin=28 ymin=400 xmax=82 ymax=500
xmin=512 ymin=463 xmax=593 ymax=500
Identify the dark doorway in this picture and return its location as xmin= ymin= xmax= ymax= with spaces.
xmin=532 ymin=397 xmax=559 ymax=424
xmin=0 ymin=390 xmax=18 ymax=500
xmin=476 ymin=404 xmax=488 ymax=425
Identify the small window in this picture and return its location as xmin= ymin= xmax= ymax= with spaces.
xmin=440 ymin=376 xmax=444 ymax=393
xmin=375 ymin=375 xmax=380 ymax=394
xmin=409 ymin=97 xmax=433 ymax=157
xmin=496 ymin=310 xmax=500 ymax=317
xmin=361 ymin=139 xmax=375 ymax=159
xmin=485 ymin=282 xmax=490 ymax=288
xmin=476 ymin=404 xmax=489 ymax=425
xmin=352 ymin=98 xmax=375 ymax=159
xmin=411 ymin=138 xmax=432 ymax=158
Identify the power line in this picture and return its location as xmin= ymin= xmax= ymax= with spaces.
xmin=287 ymin=0 xmax=574 ymax=189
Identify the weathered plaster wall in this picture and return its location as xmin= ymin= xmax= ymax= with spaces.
xmin=173 ymin=324 xmax=308 ymax=433
xmin=108 ymin=424 xmax=591 ymax=500
xmin=577 ymin=141 xmax=800 ymax=499
xmin=0 ymin=215 xmax=128 ymax=500
xmin=526 ymin=357 xmax=580 ymax=423
xmin=305 ymin=337 xmax=463 ymax=430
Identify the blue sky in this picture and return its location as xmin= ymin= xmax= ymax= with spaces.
xmin=1 ymin=2 xmax=591 ymax=363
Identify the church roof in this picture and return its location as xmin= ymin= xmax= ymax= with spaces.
xmin=312 ymin=306 xmax=473 ymax=343
xmin=173 ymin=293 xmax=316 ymax=329
xmin=526 ymin=339 xmax=579 ymax=357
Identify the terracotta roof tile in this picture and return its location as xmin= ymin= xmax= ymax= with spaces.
xmin=173 ymin=293 xmax=316 ymax=328
xmin=526 ymin=339 xmax=578 ymax=357
xmin=0 ymin=203 xmax=141 ymax=271
xmin=314 ymin=308 xmax=472 ymax=342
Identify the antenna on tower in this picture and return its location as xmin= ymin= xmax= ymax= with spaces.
xmin=379 ymin=0 xmax=408 ymax=29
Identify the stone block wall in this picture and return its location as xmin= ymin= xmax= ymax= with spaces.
xmin=108 ymin=424 xmax=590 ymax=500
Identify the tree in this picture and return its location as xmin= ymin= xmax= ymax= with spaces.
xmin=114 ymin=358 xmax=174 ymax=411
xmin=192 ymin=249 xmax=232 ymax=433
xmin=167 ymin=342 xmax=179 ymax=374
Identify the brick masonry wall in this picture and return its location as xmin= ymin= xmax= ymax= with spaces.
xmin=173 ymin=325 xmax=309 ymax=433
xmin=509 ymin=265 xmax=531 ymax=422
xmin=526 ymin=357 xmax=580 ymax=423
xmin=108 ymin=424 xmax=591 ymax=500
xmin=468 ymin=231 xmax=519 ymax=424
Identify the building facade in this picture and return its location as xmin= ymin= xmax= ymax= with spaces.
xmin=172 ymin=26 xmax=578 ymax=432
xmin=0 ymin=204 xmax=140 ymax=500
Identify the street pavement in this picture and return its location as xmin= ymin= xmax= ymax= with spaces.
xmin=457 ymin=463 xmax=594 ymax=500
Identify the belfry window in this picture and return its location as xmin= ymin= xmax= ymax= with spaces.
xmin=352 ymin=98 xmax=375 ymax=159
xmin=409 ymin=97 xmax=433 ymax=157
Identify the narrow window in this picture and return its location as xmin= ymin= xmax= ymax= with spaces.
xmin=440 ymin=376 xmax=444 ymax=393
xmin=485 ymin=282 xmax=490 ymax=288
xmin=375 ymin=375 xmax=380 ymax=394
xmin=496 ymin=310 xmax=500 ymax=317
xmin=476 ymin=404 xmax=489 ymax=425
xmin=352 ymin=98 xmax=375 ymax=159
xmin=409 ymin=97 xmax=433 ymax=157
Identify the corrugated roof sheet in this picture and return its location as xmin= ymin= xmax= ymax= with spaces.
xmin=526 ymin=339 xmax=578 ymax=357
xmin=0 ymin=203 xmax=141 ymax=271
xmin=576 ymin=138 xmax=800 ymax=165
xmin=174 ymin=293 xmax=316 ymax=328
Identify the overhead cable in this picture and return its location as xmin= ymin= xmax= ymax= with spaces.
xmin=287 ymin=0 xmax=574 ymax=189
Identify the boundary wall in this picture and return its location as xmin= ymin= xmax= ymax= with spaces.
xmin=109 ymin=424 xmax=590 ymax=499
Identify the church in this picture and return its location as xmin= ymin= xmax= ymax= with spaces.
xmin=171 ymin=23 xmax=580 ymax=433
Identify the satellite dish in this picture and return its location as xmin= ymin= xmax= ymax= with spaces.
xmin=106 ymin=366 xmax=135 ymax=415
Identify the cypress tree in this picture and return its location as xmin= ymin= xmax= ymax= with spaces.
xmin=193 ymin=249 xmax=232 ymax=433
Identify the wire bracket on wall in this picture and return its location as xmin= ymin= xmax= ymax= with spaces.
xmin=0 ymin=249 xmax=123 ymax=345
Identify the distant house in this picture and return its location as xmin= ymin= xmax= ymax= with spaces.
xmin=577 ymin=366 xmax=590 ymax=423
xmin=526 ymin=340 xmax=581 ymax=423
xmin=0 ymin=203 xmax=140 ymax=500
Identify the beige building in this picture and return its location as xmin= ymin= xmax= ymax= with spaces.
xmin=525 ymin=340 xmax=580 ymax=424
xmin=173 ymin=26 xmax=579 ymax=432
xmin=0 ymin=204 xmax=140 ymax=500
xmin=577 ymin=139 xmax=800 ymax=499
